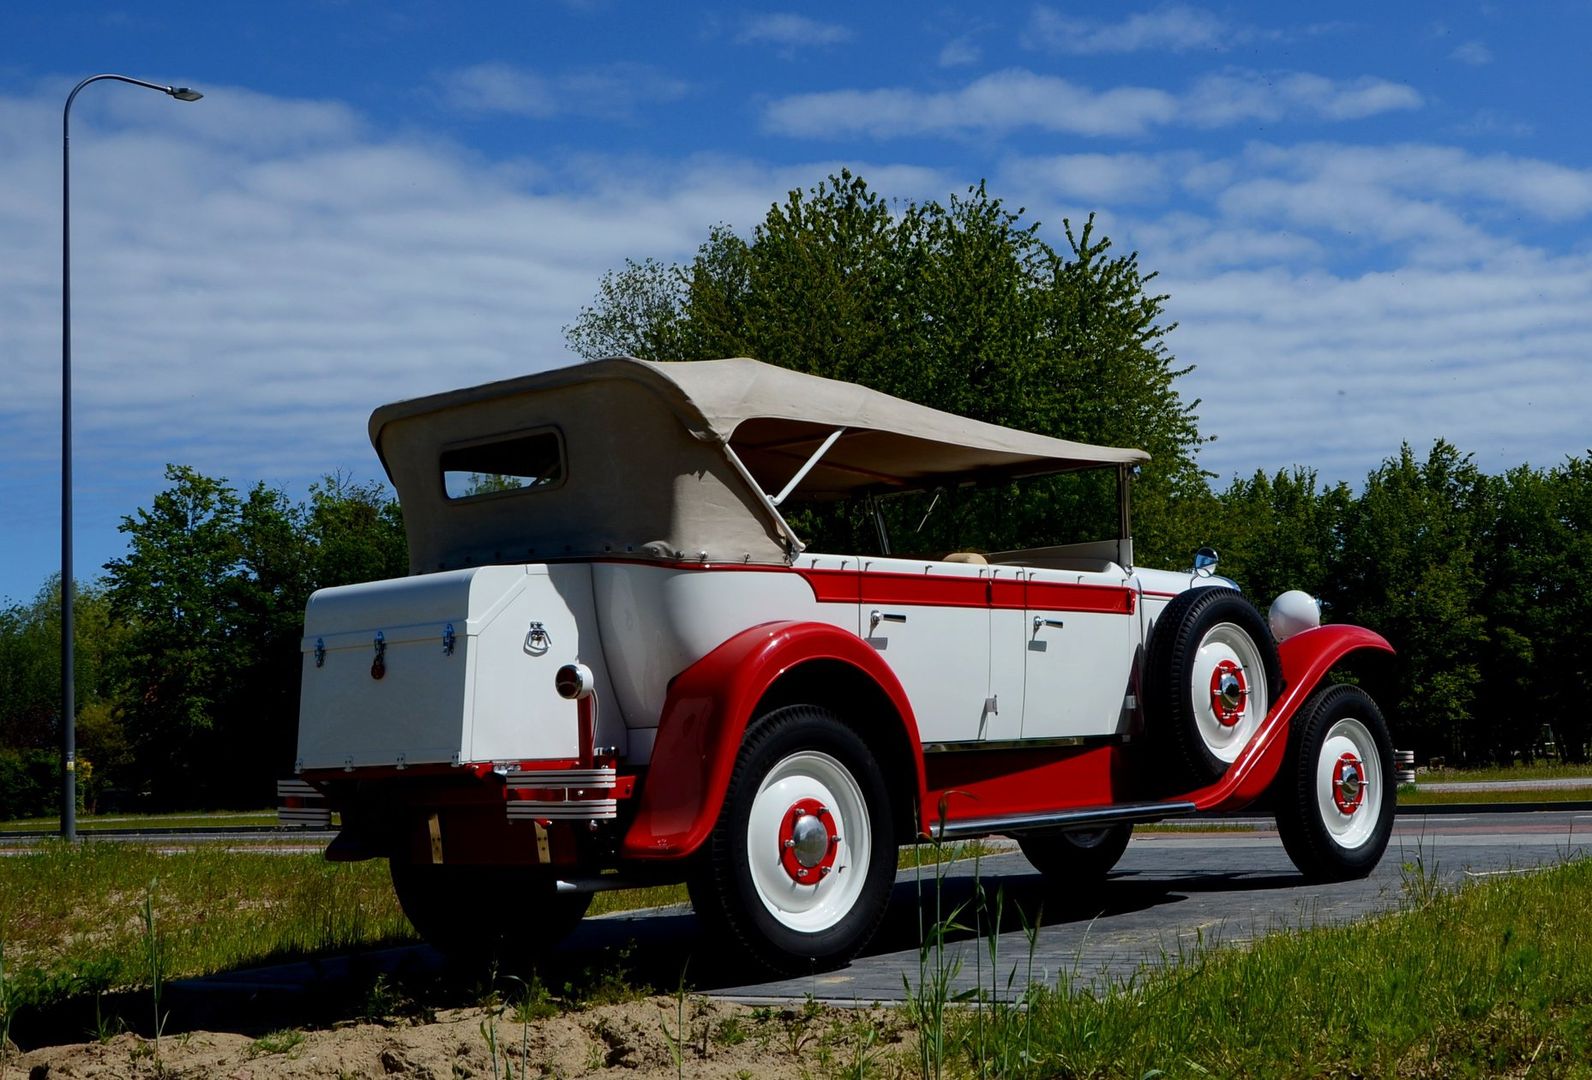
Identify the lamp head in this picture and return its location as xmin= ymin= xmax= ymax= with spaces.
xmin=168 ymin=87 xmax=203 ymax=102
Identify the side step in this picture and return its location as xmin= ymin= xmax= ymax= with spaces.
xmin=932 ymin=800 xmax=1197 ymax=841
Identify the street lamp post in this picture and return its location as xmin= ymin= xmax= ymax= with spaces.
xmin=61 ymin=75 xmax=202 ymax=841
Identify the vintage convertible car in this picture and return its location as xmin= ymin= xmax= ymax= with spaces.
xmin=282 ymin=356 xmax=1408 ymax=972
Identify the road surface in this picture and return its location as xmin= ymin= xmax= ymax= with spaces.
xmin=170 ymin=809 xmax=1591 ymax=1019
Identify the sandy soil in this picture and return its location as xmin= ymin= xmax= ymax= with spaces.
xmin=12 ymin=997 xmax=914 ymax=1079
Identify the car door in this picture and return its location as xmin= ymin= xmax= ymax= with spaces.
xmin=1020 ymin=567 xmax=1140 ymax=740
xmin=859 ymin=557 xmax=993 ymax=745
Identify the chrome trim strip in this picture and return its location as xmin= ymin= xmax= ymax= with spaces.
xmin=502 ymin=768 xmax=617 ymax=786
xmin=921 ymin=734 xmax=1127 ymax=754
xmin=931 ymin=800 xmax=1196 ymax=840
xmin=507 ymin=800 xmax=619 ymax=820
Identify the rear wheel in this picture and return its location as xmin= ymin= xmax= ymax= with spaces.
xmin=1275 ymin=685 xmax=1395 ymax=882
xmin=688 ymin=705 xmax=896 ymax=975
xmin=389 ymin=862 xmax=591 ymax=963
xmin=1017 ymin=823 xmax=1132 ymax=885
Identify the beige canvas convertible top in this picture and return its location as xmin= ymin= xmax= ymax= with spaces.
xmin=372 ymin=357 xmax=1149 ymax=572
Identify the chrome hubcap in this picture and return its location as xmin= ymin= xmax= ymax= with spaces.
xmin=790 ymin=810 xmax=830 ymax=868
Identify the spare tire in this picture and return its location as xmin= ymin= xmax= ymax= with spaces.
xmin=1145 ymin=587 xmax=1283 ymax=789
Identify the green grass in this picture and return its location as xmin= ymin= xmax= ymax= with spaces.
xmin=1421 ymin=761 xmax=1592 ymax=783
xmin=1400 ymin=785 xmax=1592 ymax=806
xmin=0 ymin=835 xmax=1008 ymax=1018
xmin=0 ymin=809 xmax=290 ymax=833
xmin=6 ymin=836 xmax=1592 ymax=1077
xmin=936 ymin=857 xmax=1592 ymax=1078
xmin=0 ymin=843 xmax=413 ymax=1012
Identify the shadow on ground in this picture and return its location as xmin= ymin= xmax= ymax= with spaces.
xmin=10 ymin=863 xmax=1309 ymax=1050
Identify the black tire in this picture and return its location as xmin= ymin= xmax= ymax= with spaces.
xmin=1274 ymin=685 xmax=1396 ymax=882
xmin=1017 ymin=823 xmax=1132 ymax=885
xmin=687 ymin=704 xmax=896 ymax=975
xmin=389 ymin=862 xmax=591 ymax=964
xmin=1145 ymin=587 xmax=1283 ymax=789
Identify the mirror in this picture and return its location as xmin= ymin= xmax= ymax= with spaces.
xmin=1192 ymin=546 xmax=1219 ymax=576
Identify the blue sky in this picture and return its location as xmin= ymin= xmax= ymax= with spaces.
xmin=4 ymin=2 xmax=1592 ymax=604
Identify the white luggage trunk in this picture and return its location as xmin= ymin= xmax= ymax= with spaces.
xmin=295 ymin=564 xmax=617 ymax=770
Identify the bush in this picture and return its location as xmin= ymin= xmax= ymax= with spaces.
xmin=0 ymin=748 xmax=61 ymax=821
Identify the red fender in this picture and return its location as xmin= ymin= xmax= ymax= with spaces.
xmin=1186 ymin=624 xmax=1394 ymax=812
xmin=620 ymin=620 xmax=929 ymax=860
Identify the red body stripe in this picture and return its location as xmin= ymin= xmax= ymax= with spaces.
xmin=798 ymin=567 xmax=861 ymax=603
xmin=793 ymin=566 xmax=1135 ymax=615
xmin=1025 ymin=579 xmax=1137 ymax=614
xmin=855 ymin=571 xmax=990 ymax=608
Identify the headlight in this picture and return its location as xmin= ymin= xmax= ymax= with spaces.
xmin=1268 ymin=590 xmax=1321 ymax=642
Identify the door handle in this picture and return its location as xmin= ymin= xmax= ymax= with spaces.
xmin=870 ymin=610 xmax=908 ymax=631
xmin=1032 ymin=616 xmax=1065 ymax=632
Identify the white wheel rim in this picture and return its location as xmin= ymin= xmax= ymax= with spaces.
xmin=1314 ymin=716 xmax=1383 ymax=849
xmin=1190 ymin=621 xmax=1269 ymax=763
xmin=745 ymin=750 xmax=871 ymax=934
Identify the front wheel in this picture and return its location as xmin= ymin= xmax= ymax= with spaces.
xmin=688 ymin=705 xmax=896 ymax=975
xmin=1274 ymin=685 xmax=1396 ymax=882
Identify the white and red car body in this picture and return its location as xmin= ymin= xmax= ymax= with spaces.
xmin=284 ymin=357 xmax=1398 ymax=895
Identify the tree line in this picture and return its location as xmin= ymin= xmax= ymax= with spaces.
xmin=0 ymin=470 xmax=405 ymax=817
xmin=2 ymin=171 xmax=1587 ymax=817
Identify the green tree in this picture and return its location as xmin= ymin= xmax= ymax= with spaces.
xmin=1330 ymin=442 xmax=1487 ymax=761
xmin=1534 ymin=455 xmax=1592 ymax=762
xmin=1468 ymin=465 xmax=1560 ymax=763
xmin=0 ymin=577 xmax=126 ymax=816
xmin=103 ymin=466 xmax=251 ymax=804
xmin=566 ymin=172 xmax=1205 ymax=563
xmin=103 ymin=466 xmax=406 ymax=807
xmin=1204 ymin=468 xmax=1352 ymax=603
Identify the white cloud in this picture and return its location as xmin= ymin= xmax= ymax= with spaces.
xmin=763 ymin=68 xmax=1420 ymax=140
xmin=0 ymin=85 xmax=957 ymax=599
xmin=763 ymin=70 xmax=1178 ymax=138
xmin=1167 ymin=257 xmax=1592 ymax=483
xmin=938 ymin=36 xmax=981 ymax=68
xmin=437 ymin=62 xmax=689 ymax=120
xmin=9 ymin=73 xmax=1592 ymax=605
xmin=995 ymin=141 xmax=1592 ymax=483
xmin=1450 ymin=40 xmax=1493 ymax=65
xmin=1184 ymin=72 xmax=1421 ymax=126
xmin=1003 ymin=152 xmax=1177 ymax=203
xmin=1242 ymin=143 xmax=1592 ymax=223
xmin=1025 ymin=4 xmax=1231 ymax=54
xmin=735 ymin=13 xmax=852 ymax=49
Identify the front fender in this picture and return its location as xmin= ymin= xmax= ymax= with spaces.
xmin=620 ymin=620 xmax=928 ymax=860
xmin=1187 ymin=624 xmax=1394 ymax=812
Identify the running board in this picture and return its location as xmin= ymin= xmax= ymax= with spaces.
xmin=932 ymin=800 xmax=1198 ymax=841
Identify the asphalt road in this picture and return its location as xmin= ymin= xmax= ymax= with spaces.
xmin=168 ymin=808 xmax=1591 ymax=1022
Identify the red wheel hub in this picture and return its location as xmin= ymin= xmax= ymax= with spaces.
xmin=1332 ymin=753 xmax=1366 ymax=815
xmin=1209 ymin=659 xmax=1248 ymax=727
xmin=778 ymin=797 xmax=839 ymax=884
